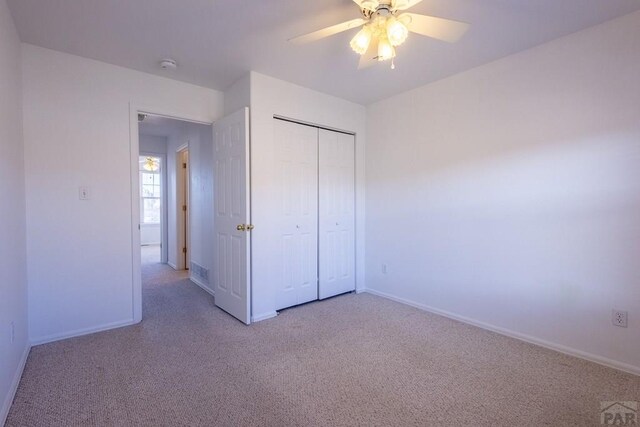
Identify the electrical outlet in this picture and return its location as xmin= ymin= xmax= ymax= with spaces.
xmin=382 ymin=264 xmax=388 ymax=274
xmin=10 ymin=321 xmax=15 ymax=343
xmin=612 ymin=310 xmax=628 ymax=328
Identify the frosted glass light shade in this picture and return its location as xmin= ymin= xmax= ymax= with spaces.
xmin=386 ymin=18 xmax=408 ymax=46
xmin=350 ymin=26 xmax=373 ymax=55
xmin=377 ymin=37 xmax=396 ymax=61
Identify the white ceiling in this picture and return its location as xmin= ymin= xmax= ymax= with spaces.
xmin=138 ymin=115 xmax=186 ymax=138
xmin=8 ymin=0 xmax=640 ymax=104
xmin=138 ymin=114 xmax=210 ymax=140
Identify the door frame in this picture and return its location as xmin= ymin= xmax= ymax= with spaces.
xmin=129 ymin=103 xmax=213 ymax=323
xmin=175 ymin=144 xmax=189 ymax=271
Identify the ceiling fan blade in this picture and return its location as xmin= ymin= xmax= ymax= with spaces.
xmin=353 ymin=0 xmax=380 ymax=12
xmin=392 ymin=0 xmax=424 ymax=11
xmin=289 ymin=18 xmax=366 ymax=44
xmin=401 ymin=13 xmax=470 ymax=43
xmin=358 ymin=38 xmax=379 ymax=70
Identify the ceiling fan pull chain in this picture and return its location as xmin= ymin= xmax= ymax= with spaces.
xmin=391 ymin=58 xmax=395 ymax=69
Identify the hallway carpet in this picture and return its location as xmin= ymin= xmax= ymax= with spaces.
xmin=6 ymin=259 xmax=640 ymax=426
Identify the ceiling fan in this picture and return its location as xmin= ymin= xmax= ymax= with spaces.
xmin=289 ymin=0 xmax=469 ymax=69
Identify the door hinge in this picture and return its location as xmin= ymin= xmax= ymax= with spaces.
xmin=182 ymin=247 xmax=187 ymax=254
xmin=182 ymin=205 xmax=187 ymax=211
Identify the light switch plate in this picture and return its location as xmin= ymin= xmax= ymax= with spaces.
xmin=79 ymin=186 xmax=90 ymax=200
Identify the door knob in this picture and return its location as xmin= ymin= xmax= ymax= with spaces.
xmin=236 ymin=224 xmax=246 ymax=231
xmin=247 ymin=224 xmax=255 ymax=231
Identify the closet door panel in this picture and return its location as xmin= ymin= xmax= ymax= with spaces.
xmin=319 ymin=129 xmax=355 ymax=299
xmin=274 ymin=120 xmax=319 ymax=310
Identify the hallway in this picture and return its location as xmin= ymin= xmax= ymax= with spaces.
xmin=140 ymin=245 xmax=188 ymax=290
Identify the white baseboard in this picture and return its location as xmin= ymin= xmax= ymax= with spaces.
xmin=364 ymin=288 xmax=640 ymax=377
xmin=168 ymin=262 xmax=178 ymax=270
xmin=252 ymin=311 xmax=278 ymax=323
xmin=190 ymin=276 xmax=215 ymax=297
xmin=30 ymin=318 xmax=137 ymax=346
xmin=1 ymin=344 xmax=30 ymax=426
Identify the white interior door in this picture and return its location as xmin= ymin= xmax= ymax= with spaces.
xmin=213 ymin=108 xmax=251 ymax=324
xmin=274 ymin=119 xmax=319 ymax=310
xmin=319 ymin=129 xmax=355 ymax=299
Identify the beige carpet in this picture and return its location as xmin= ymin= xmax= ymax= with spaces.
xmin=140 ymin=245 xmax=161 ymax=266
xmin=6 ymin=259 xmax=640 ymax=426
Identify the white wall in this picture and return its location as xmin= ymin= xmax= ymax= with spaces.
xmin=22 ymin=44 xmax=224 ymax=343
xmin=139 ymin=134 xmax=167 ymax=155
xmin=366 ymin=11 xmax=640 ymax=373
xmin=189 ymin=124 xmax=215 ymax=292
xmin=249 ymin=72 xmax=366 ymax=321
xmin=0 ymin=0 xmax=28 ymax=423
xmin=140 ymin=224 xmax=161 ymax=246
xmin=166 ymin=131 xmax=183 ymax=269
xmin=224 ymin=73 xmax=251 ymax=116
xmin=165 ymin=121 xmax=215 ymax=291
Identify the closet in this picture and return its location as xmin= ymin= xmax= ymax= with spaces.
xmin=273 ymin=118 xmax=356 ymax=310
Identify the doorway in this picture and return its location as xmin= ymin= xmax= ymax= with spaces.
xmin=139 ymin=154 xmax=164 ymax=265
xmin=130 ymin=107 xmax=252 ymax=324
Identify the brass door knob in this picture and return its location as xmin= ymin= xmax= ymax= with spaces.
xmin=236 ymin=224 xmax=246 ymax=231
xmin=247 ymin=224 xmax=255 ymax=231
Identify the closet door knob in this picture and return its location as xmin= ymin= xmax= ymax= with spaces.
xmin=247 ymin=224 xmax=255 ymax=231
xmin=236 ymin=224 xmax=246 ymax=231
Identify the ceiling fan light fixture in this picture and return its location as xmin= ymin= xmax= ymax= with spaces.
xmin=288 ymin=1 xmax=469 ymax=70
xmin=350 ymin=25 xmax=373 ymax=55
xmin=386 ymin=17 xmax=409 ymax=46
xmin=143 ymin=157 xmax=159 ymax=172
xmin=377 ymin=36 xmax=396 ymax=61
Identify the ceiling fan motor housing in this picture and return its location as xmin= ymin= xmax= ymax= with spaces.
xmin=361 ymin=1 xmax=393 ymax=19
xmin=376 ymin=5 xmax=392 ymax=15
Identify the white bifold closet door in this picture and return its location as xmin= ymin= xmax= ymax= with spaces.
xmin=273 ymin=119 xmax=355 ymax=311
xmin=274 ymin=119 xmax=319 ymax=310
xmin=318 ymin=129 xmax=355 ymax=299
